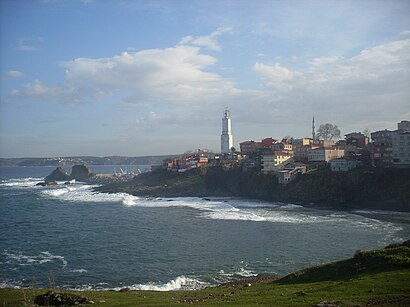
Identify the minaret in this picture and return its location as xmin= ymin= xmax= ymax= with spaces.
xmin=312 ymin=115 xmax=316 ymax=144
xmin=221 ymin=108 xmax=233 ymax=154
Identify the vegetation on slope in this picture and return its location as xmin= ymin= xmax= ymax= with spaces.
xmin=1 ymin=243 xmax=409 ymax=306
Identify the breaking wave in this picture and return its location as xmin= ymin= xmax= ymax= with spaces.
xmin=0 ymin=177 xmax=44 ymax=187
xmin=3 ymin=177 xmax=404 ymax=231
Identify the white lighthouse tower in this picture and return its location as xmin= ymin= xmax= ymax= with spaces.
xmin=221 ymin=108 xmax=233 ymax=154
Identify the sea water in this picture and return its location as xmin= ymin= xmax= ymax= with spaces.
xmin=1 ymin=166 xmax=409 ymax=291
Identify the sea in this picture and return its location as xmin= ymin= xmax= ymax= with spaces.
xmin=1 ymin=165 xmax=409 ymax=291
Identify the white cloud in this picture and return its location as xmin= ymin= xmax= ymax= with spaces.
xmin=11 ymin=80 xmax=81 ymax=105
xmin=178 ymin=27 xmax=232 ymax=51
xmin=309 ymin=56 xmax=340 ymax=66
xmin=15 ymin=37 xmax=44 ymax=52
xmin=2 ymin=70 xmax=24 ymax=79
xmin=253 ymin=62 xmax=299 ymax=91
xmin=252 ymin=39 xmax=410 ymax=133
xmin=11 ymin=34 xmax=410 ymax=140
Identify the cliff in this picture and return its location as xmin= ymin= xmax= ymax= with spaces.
xmin=96 ymin=166 xmax=410 ymax=212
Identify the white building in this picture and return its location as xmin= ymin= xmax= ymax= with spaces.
xmin=392 ymin=131 xmax=410 ymax=167
xmin=398 ymin=120 xmax=410 ymax=131
xmin=221 ymin=109 xmax=233 ymax=154
xmin=308 ymin=148 xmax=344 ymax=163
xmin=261 ymin=151 xmax=293 ymax=173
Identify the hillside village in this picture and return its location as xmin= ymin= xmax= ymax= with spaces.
xmin=161 ymin=114 xmax=410 ymax=186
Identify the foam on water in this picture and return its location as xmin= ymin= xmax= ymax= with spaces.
xmin=0 ymin=177 xmax=44 ymax=187
xmin=6 ymin=177 xmax=406 ymax=234
xmin=72 ymin=276 xmax=209 ymax=291
xmin=127 ymin=276 xmax=209 ymax=291
xmin=2 ymin=250 xmax=67 ymax=267
xmin=29 ymin=182 xmax=406 ymax=231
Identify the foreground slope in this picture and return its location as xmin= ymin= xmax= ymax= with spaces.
xmin=1 ymin=244 xmax=409 ymax=306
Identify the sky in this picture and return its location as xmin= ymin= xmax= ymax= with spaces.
xmin=1 ymin=0 xmax=410 ymax=158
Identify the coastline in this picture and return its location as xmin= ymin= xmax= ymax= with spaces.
xmin=93 ymin=166 xmax=410 ymax=213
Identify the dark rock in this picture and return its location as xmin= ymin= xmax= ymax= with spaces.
xmin=402 ymin=239 xmax=410 ymax=247
xmin=45 ymin=167 xmax=70 ymax=182
xmin=70 ymin=164 xmax=94 ymax=181
xmin=36 ymin=181 xmax=58 ymax=186
xmin=34 ymin=291 xmax=94 ymax=306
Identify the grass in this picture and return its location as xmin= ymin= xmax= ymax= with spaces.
xmin=1 ymin=246 xmax=409 ymax=306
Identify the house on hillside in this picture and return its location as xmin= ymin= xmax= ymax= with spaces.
xmin=261 ymin=151 xmax=293 ymax=173
xmin=308 ymin=147 xmax=344 ymax=163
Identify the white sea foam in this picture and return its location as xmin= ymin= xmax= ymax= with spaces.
xmin=30 ymin=180 xmax=406 ymax=230
xmin=68 ymin=268 xmax=88 ymax=273
xmin=74 ymin=276 xmax=209 ymax=291
xmin=128 ymin=276 xmax=209 ymax=291
xmin=2 ymin=250 xmax=67 ymax=267
xmin=0 ymin=177 xmax=44 ymax=187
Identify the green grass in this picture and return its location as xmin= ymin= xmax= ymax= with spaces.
xmin=1 ymin=246 xmax=410 ymax=306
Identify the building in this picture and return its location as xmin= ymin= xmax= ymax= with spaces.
xmin=398 ymin=120 xmax=410 ymax=131
xmin=329 ymin=158 xmax=358 ymax=172
xmin=345 ymin=132 xmax=369 ymax=148
xmin=292 ymin=138 xmax=313 ymax=147
xmin=370 ymin=129 xmax=394 ymax=166
xmin=294 ymin=145 xmax=319 ymax=163
xmin=392 ymin=131 xmax=410 ymax=167
xmin=221 ymin=109 xmax=233 ymax=154
xmin=240 ymin=140 xmax=262 ymax=154
xmin=261 ymin=137 xmax=278 ymax=148
xmin=319 ymin=140 xmax=336 ymax=147
xmin=261 ymin=151 xmax=293 ymax=173
xmin=276 ymin=169 xmax=299 ymax=185
xmin=308 ymin=148 xmax=345 ymax=163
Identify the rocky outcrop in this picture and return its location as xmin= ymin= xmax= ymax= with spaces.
xmin=96 ymin=166 xmax=410 ymax=212
xmin=44 ymin=167 xmax=70 ymax=181
xmin=36 ymin=181 xmax=58 ymax=186
xmin=69 ymin=164 xmax=94 ymax=181
xmin=34 ymin=291 xmax=94 ymax=306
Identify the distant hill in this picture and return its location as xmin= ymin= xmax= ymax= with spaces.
xmin=0 ymin=155 xmax=177 ymax=167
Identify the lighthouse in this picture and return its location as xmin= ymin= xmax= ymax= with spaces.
xmin=221 ymin=108 xmax=233 ymax=154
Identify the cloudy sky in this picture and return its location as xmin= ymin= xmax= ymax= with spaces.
xmin=1 ymin=0 xmax=409 ymax=157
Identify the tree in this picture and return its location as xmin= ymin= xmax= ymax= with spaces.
xmin=316 ymin=123 xmax=341 ymax=140
xmin=363 ymin=128 xmax=370 ymax=138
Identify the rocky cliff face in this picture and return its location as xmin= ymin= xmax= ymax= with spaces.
xmin=44 ymin=164 xmax=96 ymax=182
xmin=45 ymin=167 xmax=70 ymax=181
xmin=97 ymin=166 xmax=410 ymax=212
xmin=69 ymin=165 xmax=94 ymax=181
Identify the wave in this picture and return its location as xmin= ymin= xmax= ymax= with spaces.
xmin=68 ymin=268 xmax=88 ymax=273
xmin=0 ymin=177 xmax=44 ymax=187
xmin=6 ymin=177 xmax=405 ymax=231
xmin=71 ymin=276 xmax=209 ymax=291
xmin=2 ymin=250 xmax=67 ymax=267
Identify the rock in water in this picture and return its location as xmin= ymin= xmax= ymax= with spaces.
xmin=36 ymin=181 xmax=58 ymax=186
xmin=45 ymin=167 xmax=70 ymax=181
xmin=70 ymin=164 xmax=94 ymax=181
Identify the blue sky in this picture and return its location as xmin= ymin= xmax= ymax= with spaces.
xmin=1 ymin=0 xmax=410 ymax=157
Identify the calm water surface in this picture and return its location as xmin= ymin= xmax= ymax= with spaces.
xmin=1 ymin=166 xmax=409 ymax=290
